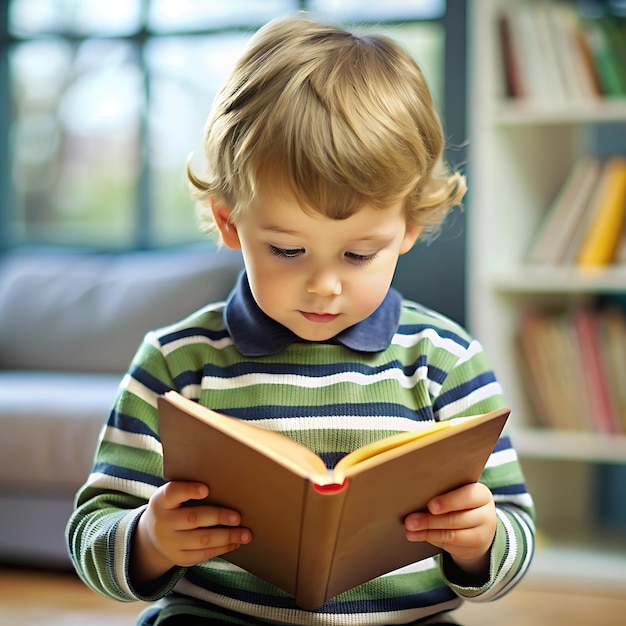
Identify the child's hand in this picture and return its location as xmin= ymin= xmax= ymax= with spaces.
xmin=404 ymin=483 xmax=496 ymax=576
xmin=131 ymin=481 xmax=252 ymax=588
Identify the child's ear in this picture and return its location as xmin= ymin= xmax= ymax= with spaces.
xmin=399 ymin=225 xmax=422 ymax=255
xmin=211 ymin=200 xmax=241 ymax=249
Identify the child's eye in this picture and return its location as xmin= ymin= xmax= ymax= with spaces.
xmin=268 ymin=245 xmax=305 ymax=259
xmin=345 ymin=251 xmax=377 ymax=265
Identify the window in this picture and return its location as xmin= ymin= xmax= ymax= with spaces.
xmin=1 ymin=0 xmax=448 ymax=250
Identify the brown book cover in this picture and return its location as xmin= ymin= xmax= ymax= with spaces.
xmin=158 ymin=391 xmax=509 ymax=610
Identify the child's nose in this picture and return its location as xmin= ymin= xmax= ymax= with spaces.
xmin=306 ymin=270 xmax=342 ymax=296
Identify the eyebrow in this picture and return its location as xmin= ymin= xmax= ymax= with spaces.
xmin=262 ymin=225 xmax=395 ymax=243
xmin=262 ymin=226 xmax=301 ymax=236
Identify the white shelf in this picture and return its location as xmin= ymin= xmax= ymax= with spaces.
xmin=491 ymin=266 xmax=626 ymax=294
xmin=468 ymin=0 xmax=626 ymax=590
xmin=493 ymin=100 xmax=626 ymax=126
xmin=512 ymin=429 xmax=626 ymax=464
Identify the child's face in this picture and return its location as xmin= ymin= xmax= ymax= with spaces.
xmin=214 ymin=184 xmax=421 ymax=342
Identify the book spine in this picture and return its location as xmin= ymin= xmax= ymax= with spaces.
xmin=497 ymin=12 xmax=524 ymax=99
xmin=580 ymin=17 xmax=625 ymax=97
xmin=577 ymin=157 xmax=626 ymax=266
xmin=572 ymin=308 xmax=621 ymax=435
xmin=295 ymin=481 xmax=349 ymax=610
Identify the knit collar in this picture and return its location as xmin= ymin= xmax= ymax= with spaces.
xmin=224 ymin=272 xmax=401 ymax=357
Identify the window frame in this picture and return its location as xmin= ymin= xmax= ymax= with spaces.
xmin=0 ymin=1 xmax=464 ymax=253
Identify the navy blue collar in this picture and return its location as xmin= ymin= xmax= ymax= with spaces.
xmin=224 ymin=272 xmax=401 ymax=357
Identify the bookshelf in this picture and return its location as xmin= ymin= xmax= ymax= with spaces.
xmin=467 ymin=0 xmax=626 ymax=589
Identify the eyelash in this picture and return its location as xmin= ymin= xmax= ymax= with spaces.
xmin=268 ymin=245 xmax=304 ymax=259
xmin=268 ymin=246 xmax=377 ymax=265
xmin=345 ymin=251 xmax=377 ymax=265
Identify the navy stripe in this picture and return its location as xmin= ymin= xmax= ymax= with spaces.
xmin=433 ymin=371 xmax=499 ymax=411
xmin=219 ymin=403 xmax=433 ymax=422
xmin=93 ymin=463 xmax=164 ymax=488
xmin=200 ymin=359 xmax=432 ymax=380
xmin=493 ymin=435 xmax=512 ymax=453
xmin=130 ymin=366 xmax=173 ymax=395
xmin=186 ymin=568 xmax=456 ymax=615
xmin=159 ymin=325 xmax=231 ymax=347
xmin=173 ymin=369 xmax=203 ymax=390
xmin=320 ymin=586 xmax=457 ymax=614
xmin=492 ymin=483 xmax=528 ymax=496
xmin=108 ymin=411 xmax=158 ymax=438
xmin=187 ymin=569 xmax=296 ymax=610
xmin=397 ymin=322 xmax=470 ymax=349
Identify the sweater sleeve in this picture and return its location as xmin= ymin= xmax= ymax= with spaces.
xmin=66 ymin=332 xmax=185 ymax=602
xmin=432 ymin=336 xmax=536 ymax=602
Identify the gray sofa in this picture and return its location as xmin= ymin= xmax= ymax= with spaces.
xmin=0 ymin=245 xmax=243 ymax=567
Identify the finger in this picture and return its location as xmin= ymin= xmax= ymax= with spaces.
xmin=428 ymin=482 xmax=493 ymax=515
xmin=176 ymin=543 xmax=246 ymax=567
xmin=153 ymin=481 xmax=210 ymax=511
xmin=175 ymin=526 xmax=252 ymax=552
xmin=406 ymin=526 xmax=484 ymax=551
xmin=406 ymin=507 xmax=486 ymax=533
xmin=175 ymin=505 xmax=243 ymax=531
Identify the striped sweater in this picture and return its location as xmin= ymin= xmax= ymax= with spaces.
xmin=67 ymin=273 xmax=535 ymax=625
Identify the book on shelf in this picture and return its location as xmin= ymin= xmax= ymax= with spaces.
xmin=516 ymin=309 xmax=593 ymax=431
xmin=515 ymin=311 xmax=564 ymax=430
xmin=576 ymin=156 xmax=626 ymax=267
xmin=572 ymin=308 xmax=621 ymax=434
xmin=157 ymin=390 xmax=509 ymax=610
xmin=596 ymin=307 xmax=626 ymax=433
xmin=497 ymin=11 xmax=524 ymax=99
xmin=516 ymin=307 xmax=626 ymax=434
xmin=497 ymin=2 xmax=625 ymax=102
xmin=581 ymin=16 xmax=626 ymax=98
xmin=526 ymin=157 xmax=626 ymax=266
xmin=527 ymin=158 xmax=601 ymax=264
xmin=549 ymin=3 xmax=601 ymax=100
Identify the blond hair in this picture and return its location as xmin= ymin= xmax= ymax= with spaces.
xmin=188 ymin=14 xmax=465 ymax=236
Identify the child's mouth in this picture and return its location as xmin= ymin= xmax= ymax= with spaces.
xmin=300 ymin=312 xmax=340 ymax=323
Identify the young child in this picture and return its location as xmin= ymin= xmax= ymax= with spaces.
xmin=67 ymin=15 xmax=535 ymax=626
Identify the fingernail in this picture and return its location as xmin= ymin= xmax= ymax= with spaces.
xmin=408 ymin=513 xmax=425 ymax=531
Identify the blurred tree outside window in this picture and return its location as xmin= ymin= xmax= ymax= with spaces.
xmin=2 ymin=0 xmax=446 ymax=249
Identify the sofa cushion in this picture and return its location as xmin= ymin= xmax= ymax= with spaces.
xmin=0 ymin=245 xmax=243 ymax=372
xmin=0 ymin=371 xmax=122 ymax=491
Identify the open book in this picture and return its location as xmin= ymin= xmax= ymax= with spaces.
xmin=158 ymin=391 xmax=509 ymax=610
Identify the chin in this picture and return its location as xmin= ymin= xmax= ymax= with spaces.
xmin=291 ymin=326 xmax=342 ymax=343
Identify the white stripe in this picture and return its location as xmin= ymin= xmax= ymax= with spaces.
xmin=86 ymin=472 xmax=157 ymax=500
xmin=456 ymin=339 xmax=484 ymax=365
xmin=392 ymin=327 xmax=469 ymax=357
xmin=489 ymin=508 xmax=535 ymax=601
xmin=172 ymin=577 xmax=461 ymax=625
xmin=115 ymin=508 xmax=147 ymax=598
xmin=472 ymin=506 xmax=535 ymax=603
xmin=180 ymin=383 xmax=202 ymax=398
xmin=486 ymin=448 xmax=518 ymax=468
xmin=436 ymin=382 xmax=503 ymax=420
xmin=121 ymin=374 xmax=159 ymax=408
xmin=161 ymin=333 xmax=234 ymax=357
xmin=201 ymin=368 xmax=424 ymax=391
xmin=494 ymin=492 xmax=534 ymax=510
xmin=103 ymin=425 xmax=162 ymax=454
xmin=243 ymin=414 xmax=440 ymax=433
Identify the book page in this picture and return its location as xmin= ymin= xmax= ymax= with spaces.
xmin=162 ymin=391 xmax=328 ymax=479
xmin=334 ymin=419 xmax=458 ymax=473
